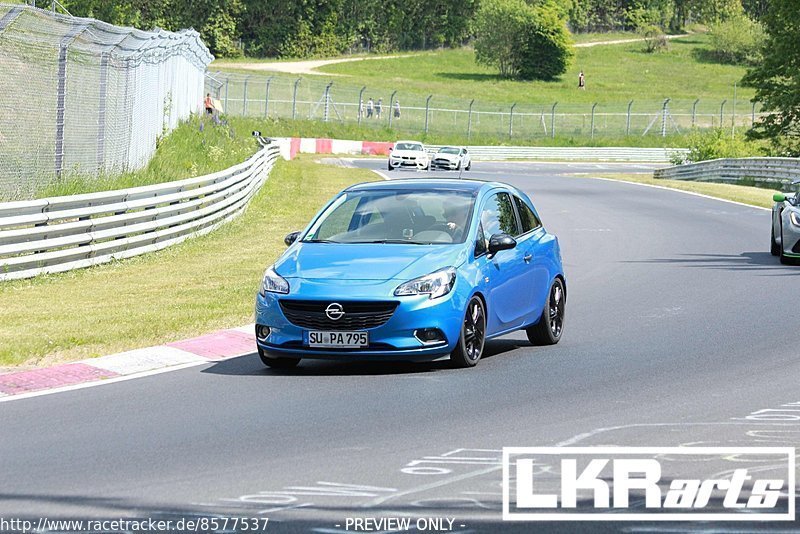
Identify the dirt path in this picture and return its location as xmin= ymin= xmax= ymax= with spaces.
xmin=575 ymin=34 xmax=689 ymax=48
xmin=213 ymin=35 xmax=690 ymax=75
xmin=212 ymin=54 xmax=411 ymax=76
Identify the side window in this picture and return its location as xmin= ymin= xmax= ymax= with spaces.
xmin=474 ymin=223 xmax=488 ymax=257
xmin=480 ymin=192 xmax=520 ymax=239
xmin=514 ymin=195 xmax=542 ymax=234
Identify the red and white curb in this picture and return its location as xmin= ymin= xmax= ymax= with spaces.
xmin=274 ymin=137 xmax=392 ymax=160
xmin=0 ymin=324 xmax=257 ymax=402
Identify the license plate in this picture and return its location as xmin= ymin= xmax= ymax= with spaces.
xmin=308 ymin=331 xmax=368 ymax=348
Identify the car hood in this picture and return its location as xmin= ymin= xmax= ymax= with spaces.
xmin=275 ymin=243 xmax=466 ymax=281
xmin=434 ymin=153 xmax=459 ymax=161
xmin=391 ymin=150 xmax=426 ymax=158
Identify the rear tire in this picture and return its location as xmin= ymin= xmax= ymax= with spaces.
xmin=465 ymin=162 xmax=471 ymax=171
xmin=258 ymin=347 xmax=300 ymax=369
xmin=450 ymin=296 xmax=486 ymax=368
xmin=526 ymin=278 xmax=566 ymax=346
xmin=771 ymin=225 xmax=780 ymax=256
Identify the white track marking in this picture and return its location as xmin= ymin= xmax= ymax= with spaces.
xmin=84 ymin=346 xmax=204 ymax=376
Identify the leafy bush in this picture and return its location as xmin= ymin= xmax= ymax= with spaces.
xmin=475 ymin=0 xmax=572 ymax=80
xmin=516 ymin=3 xmax=574 ymax=81
xmin=680 ymin=128 xmax=755 ymax=163
xmin=709 ymin=14 xmax=764 ymax=65
xmin=640 ymin=25 xmax=668 ymax=53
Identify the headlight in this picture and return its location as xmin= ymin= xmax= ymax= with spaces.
xmin=791 ymin=212 xmax=800 ymax=227
xmin=394 ymin=267 xmax=456 ymax=299
xmin=260 ymin=267 xmax=289 ymax=295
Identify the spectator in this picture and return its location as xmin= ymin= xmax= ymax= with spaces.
xmin=204 ymin=93 xmax=214 ymax=115
xmin=375 ymin=98 xmax=383 ymax=119
xmin=578 ymin=70 xmax=585 ymax=90
xmin=393 ymin=100 xmax=401 ymax=120
xmin=367 ymin=97 xmax=374 ymax=118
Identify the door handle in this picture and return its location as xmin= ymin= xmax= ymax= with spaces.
xmin=523 ymin=253 xmax=532 ymax=263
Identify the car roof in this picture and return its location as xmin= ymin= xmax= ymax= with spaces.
xmin=437 ymin=146 xmax=462 ymax=150
xmin=394 ymin=140 xmax=424 ymax=145
xmin=345 ymin=178 xmax=509 ymax=194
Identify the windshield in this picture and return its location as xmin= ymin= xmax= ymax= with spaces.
xmin=439 ymin=147 xmax=460 ymax=155
xmin=303 ymin=190 xmax=474 ymax=244
xmin=394 ymin=143 xmax=423 ymax=151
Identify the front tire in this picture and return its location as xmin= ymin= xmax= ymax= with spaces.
xmin=387 ymin=162 xmax=394 ymax=171
xmin=258 ymin=347 xmax=300 ymax=369
xmin=450 ymin=296 xmax=486 ymax=368
xmin=771 ymin=225 xmax=780 ymax=256
xmin=526 ymin=278 xmax=566 ymax=346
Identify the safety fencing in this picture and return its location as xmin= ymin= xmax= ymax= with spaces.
xmin=0 ymin=143 xmax=279 ymax=281
xmin=207 ymin=72 xmax=763 ymax=143
xmin=0 ymin=3 xmax=213 ymax=199
xmin=276 ymin=137 xmax=686 ymax=163
xmin=653 ymin=158 xmax=800 ymax=190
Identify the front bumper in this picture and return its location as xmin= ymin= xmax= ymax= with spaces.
xmin=389 ymin=157 xmax=428 ymax=170
xmin=431 ymin=158 xmax=459 ymax=170
xmin=254 ymin=279 xmax=465 ymax=361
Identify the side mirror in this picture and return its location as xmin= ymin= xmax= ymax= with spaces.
xmin=487 ymin=233 xmax=517 ymax=257
xmin=284 ymin=231 xmax=301 ymax=246
xmin=774 ymin=193 xmax=787 ymax=203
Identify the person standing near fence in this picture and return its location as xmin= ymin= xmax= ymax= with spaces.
xmin=204 ymin=93 xmax=214 ymax=114
xmin=375 ymin=98 xmax=383 ymax=119
xmin=393 ymin=100 xmax=401 ymax=120
xmin=367 ymin=98 xmax=374 ymax=118
xmin=578 ymin=71 xmax=585 ymax=90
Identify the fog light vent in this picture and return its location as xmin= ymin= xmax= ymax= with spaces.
xmin=256 ymin=325 xmax=271 ymax=341
xmin=415 ymin=328 xmax=446 ymax=345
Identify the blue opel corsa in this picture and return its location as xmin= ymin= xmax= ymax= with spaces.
xmin=254 ymin=179 xmax=566 ymax=369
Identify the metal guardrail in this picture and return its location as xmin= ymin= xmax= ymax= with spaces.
xmin=279 ymin=137 xmax=687 ymax=163
xmin=0 ymin=143 xmax=280 ymax=282
xmin=653 ymin=157 xmax=800 ymax=189
xmin=429 ymin=146 xmax=687 ymax=163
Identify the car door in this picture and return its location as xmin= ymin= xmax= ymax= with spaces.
xmin=476 ymin=191 xmax=528 ymax=334
xmin=512 ymin=194 xmax=549 ymax=322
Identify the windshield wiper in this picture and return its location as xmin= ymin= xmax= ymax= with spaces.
xmin=348 ymin=239 xmax=431 ymax=245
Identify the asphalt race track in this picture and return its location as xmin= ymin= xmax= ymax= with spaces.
xmin=1 ymin=160 xmax=799 ymax=533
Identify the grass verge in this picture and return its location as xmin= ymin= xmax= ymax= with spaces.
xmin=0 ymin=156 xmax=378 ymax=368
xmin=587 ymin=173 xmax=777 ymax=209
xmin=16 ymin=116 xmax=261 ymax=201
xmin=282 ymin=35 xmax=751 ymax=106
xmin=254 ymin=118 xmax=696 ymax=148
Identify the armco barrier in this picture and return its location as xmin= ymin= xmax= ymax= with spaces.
xmin=653 ymin=157 xmax=800 ymax=189
xmin=275 ymin=137 xmax=686 ymax=163
xmin=0 ymin=143 xmax=280 ymax=282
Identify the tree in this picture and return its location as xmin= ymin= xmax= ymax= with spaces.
xmin=475 ymin=0 xmax=572 ymax=80
xmin=517 ymin=2 xmax=574 ymax=81
xmin=474 ymin=0 xmax=531 ymax=78
xmin=743 ymin=1 xmax=800 ymax=155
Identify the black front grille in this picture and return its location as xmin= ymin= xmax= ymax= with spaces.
xmin=279 ymin=300 xmax=398 ymax=330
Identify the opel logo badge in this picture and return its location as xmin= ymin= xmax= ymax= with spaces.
xmin=325 ymin=302 xmax=345 ymax=321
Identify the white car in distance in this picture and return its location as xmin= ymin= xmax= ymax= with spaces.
xmin=388 ymin=140 xmax=430 ymax=171
xmin=430 ymin=146 xmax=471 ymax=171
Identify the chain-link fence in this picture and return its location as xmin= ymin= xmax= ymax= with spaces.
xmin=207 ymin=72 xmax=764 ymax=142
xmin=0 ymin=3 xmax=213 ymax=199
